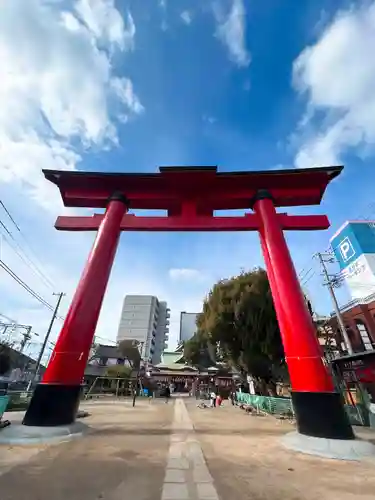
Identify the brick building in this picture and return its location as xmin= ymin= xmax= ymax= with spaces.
xmin=329 ymin=293 xmax=375 ymax=354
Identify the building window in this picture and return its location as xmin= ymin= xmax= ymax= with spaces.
xmin=355 ymin=321 xmax=374 ymax=351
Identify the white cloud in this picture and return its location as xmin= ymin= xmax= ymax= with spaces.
xmin=0 ymin=0 xmax=142 ymax=209
xmin=202 ymin=114 xmax=217 ymax=124
xmin=169 ymin=268 xmax=203 ymax=281
xmin=74 ymin=0 xmax=135 ymax=50
xmin=158 ymin=0 xmax=168 ymax=31
xmin=181 ymin=10 xmax=193 ymax=25
xmin=214 ymin=0 xmax=250 ymax=67
xmin=293 ymin=2 xmax=375 ymax=168
xmin=111 ymin=77 xmax=145 ymax=115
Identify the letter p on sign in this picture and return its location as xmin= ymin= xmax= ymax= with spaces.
xmin=339 ymin=237 xmax=355 ymax=262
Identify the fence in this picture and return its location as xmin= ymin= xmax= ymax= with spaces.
xmin=4 ymin=391 xmax=32 ymax=411
xmin=236 ymin=392 xmax=294 ymax=416
xmin=236 ymin=392 xmax=372 ymax=427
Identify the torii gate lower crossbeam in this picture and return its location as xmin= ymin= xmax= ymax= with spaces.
xmin=23 ymin=166 xmax=354 ymax=441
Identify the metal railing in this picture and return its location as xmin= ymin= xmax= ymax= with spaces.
xmin=236 ymin=392 xmax=370 ymax=427
xmin=236 ymin=393 xmax=294 ymax=417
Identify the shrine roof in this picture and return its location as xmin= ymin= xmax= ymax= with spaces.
xmin=43 ymin=165 xmax=343 ymax=210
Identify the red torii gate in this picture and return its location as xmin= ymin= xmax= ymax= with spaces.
xmin=23 ymin=166 xmax=354 ymax=440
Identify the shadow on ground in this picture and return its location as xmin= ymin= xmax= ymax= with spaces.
xmin=93 ymin=425 xmax=289 ymax=437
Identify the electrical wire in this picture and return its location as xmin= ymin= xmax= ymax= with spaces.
xmin=94 ymin=335 xmax=117 ymax=345
xmin=0 ymin=219 xmax=54 ymax=291
xmin=299 ymin=266 xmax=314 ymax=282
xmin=0 ymin=199 xmax=56 ymax=289
xmin=0 ymin=258 xmax=56 ymax=312
xmin=0 ymin=200 xmax=20 ymax=231
xmin=0 ymin=202 xmax=125 ymax=347
xmin=301 ymin=270 xmax=316 ymax=287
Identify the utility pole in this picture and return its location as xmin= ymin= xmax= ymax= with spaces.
xmin=19 ymin=326 xmax=32 ymax=353
xmin=316 ymin=252 xmax=353 ymax=355
xmin=27 ymin=292 xmax=65 ymax=390
xmin=132 ymin=341 xmax=145 ymax=407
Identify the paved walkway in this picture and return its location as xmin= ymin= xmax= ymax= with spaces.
xmin=0 ymin=399 xmax=172 ymax=500
xmin=162 ymin=398 xmax=218 ymax=500
xmin=1 ymin=397 xmax=375 ymax=499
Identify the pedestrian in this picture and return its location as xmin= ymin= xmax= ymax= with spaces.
xmin=210 ymin=389 xmax=216 ymax=408
xmin=216 ymin=393 xmax=222 ymax=407
xmin=165 ymin=385 xmax=171 ymax=404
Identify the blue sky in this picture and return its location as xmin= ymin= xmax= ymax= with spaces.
xmin=1 ymin=0 xmax=375 ymax=358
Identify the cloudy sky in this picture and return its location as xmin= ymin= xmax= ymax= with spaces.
xmin=1 ymin=0 xmax=375 ymax=357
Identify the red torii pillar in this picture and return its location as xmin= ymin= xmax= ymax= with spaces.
xmin=253 ymin=190 xmax=353 ymax=439
xmin=23 ymin=193 xmax=128 ymax=426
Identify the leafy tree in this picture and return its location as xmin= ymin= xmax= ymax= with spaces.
xmin=183 ymin=331 xmax=213 ymax=368
xmin=117 ymin=340 xmax=142 ymax=369
xmin=197 ymin=268 xmax=286 ymax=395
xmin=104 ymin=364 xmax=132 ymax=379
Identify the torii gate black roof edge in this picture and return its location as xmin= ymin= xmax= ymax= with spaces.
xmin=42 ymin=165 xmax=343 ymax=209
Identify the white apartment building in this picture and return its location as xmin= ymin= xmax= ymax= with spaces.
xmin=116 ymin=295 xmax=170 ymax=364
xmin=179 ymin=312 xmax=199 ymax=342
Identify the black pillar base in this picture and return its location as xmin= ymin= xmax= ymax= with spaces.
xmin=23 ymin=384 xmax=82 ymax=427
xmin=291 ymin=391 xmax=355 ymax=440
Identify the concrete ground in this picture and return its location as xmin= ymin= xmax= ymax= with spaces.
xmin=0 ymin=397 xmax=375 ymax=500
xmin=0 ymin=399 xmax=173 ymax=500
xmin=186 ymin=399 xmax=375 ymax=500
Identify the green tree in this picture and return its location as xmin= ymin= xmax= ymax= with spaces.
xmin=183 ymin=331 xmax=213 ymax=368
xmin=197 ymin=268 xmax=286 ymax=395
xmin=117 ymin=340 xmax=142 ymax=369
xmin=104 ymin=364 xmax=132 ymax=379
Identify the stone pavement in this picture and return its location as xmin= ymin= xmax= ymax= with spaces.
xmin=162 ymin=398 xmax=219 ymax=500
xmin=1 ymin=397 xmax=375 ymax=500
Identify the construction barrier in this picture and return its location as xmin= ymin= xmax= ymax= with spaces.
xmin=236 ymin=392 xmax=293 ymax=416
xmin=236 ymin=392 xmax=371 ymax=426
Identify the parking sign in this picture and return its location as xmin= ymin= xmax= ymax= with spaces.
xmin=339 ymin=236 xmax=355 ymax=262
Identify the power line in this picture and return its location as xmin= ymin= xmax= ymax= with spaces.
xmin=0 ymin=199 xmax=56 ymax=289
xmin=0 ymin=200 xmax=20 ymax=231
xmin=0 ymin=219 xmax=54 ymax=291
xmin=94 ymin=335 xmax=117 ymax=345
xmin=0 ymin=258 xmax=56 ymax=312
xmin=299 ymin=266 xmax=314 ymax=281
xmin=301 ymin=270 xmax=316 ymax=287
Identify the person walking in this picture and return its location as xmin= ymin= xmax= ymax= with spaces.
xmin=165 ymin=385 xmax=171 ymax=404
xmin=210 ymin=389 xmax=216 ymax=408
